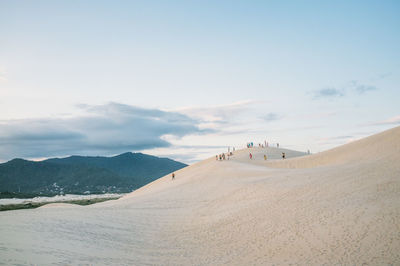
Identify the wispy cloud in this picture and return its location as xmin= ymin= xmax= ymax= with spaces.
xmin=315 ymin=134 xmax=363 ymax=147
xmin=355 ymin=84 xmax=378 ymax=94
xmin=317 ymin=135 xmax=354 ymax=142
xmin=364 ymin=115 xmax=400 ymax=126
xmin=311 ymin=80 xmax=378 ymax=100
xmin=311 ymin=87 xmax=344 ymax=99
xmin=176 ymin=100 xmax=259 ymax=130
xmin=295 ymin=111 xmax=337 ymax=120
xmin=177 ymin=100 xmax=257 ymax=122
xmin=0 ymin=102 xmax=207 ymax=161
xmin=378 ymin=72 xmax=392 ymax=80
xmin=348 ymin=80 xmax=378 ymax=94
xmin=260 ymin=112 xmax=283 ymax=122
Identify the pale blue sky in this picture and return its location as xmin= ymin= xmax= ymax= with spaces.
xmin=0 ymin=0 xmax=399 ymax=163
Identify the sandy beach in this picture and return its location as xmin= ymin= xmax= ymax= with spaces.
xmin=0 ymin=126 xmax=399 ymax=265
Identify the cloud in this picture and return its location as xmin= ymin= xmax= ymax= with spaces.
xmin=0 ymin=102 xmax=206 ymax=161
xmin=311 ymin=80 xmax=379 ymax=100
xmin=295 ymin=111 xmax=337 ymax=120
xmin=365 ymin=115 xmax=400 ymax=126
xmin=177 ymin=100 xmax=257 ymax=122
xmin=355 ymin=84 xmax=378 ymax=94
xmin=317 ymin=135 xmax=354 ymax=142
xmin=315 ymin=134 xmax=362 ymax=147
xmin=176 ymin=100 xmax=259 ymax=131
xmin=311 ymin=88 xmax=344 ymax=99
xmin=378 ymin=72 xmax=392 ymax=80
xmin=260 ymin=113 xmax=282 ymax=122
xmin=349 ymin=80 xmax=378 ymax=94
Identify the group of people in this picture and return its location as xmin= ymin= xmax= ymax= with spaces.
xmin=174 ymin=143 xmax=290 ymax=181
xmin=216 ymin=146 xmax=235 ymax=161
xmin=216 ymin=151 xmax=233 ymax=161
xmin=247 ymin=140 xmax=280 ymax=149
xmin=214 ymin=141 xmax=288 ymax=163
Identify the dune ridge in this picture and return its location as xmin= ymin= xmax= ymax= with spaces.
xmin=265 ymin=126 xmax=400 ymax=168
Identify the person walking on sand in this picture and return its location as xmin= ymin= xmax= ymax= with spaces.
xmin=264 ymin=154 xmax=267 ymax=160
xmin=282 ymin=152 xmax=285 ymax=159
xmin=216 ymin=155 xmax=218 ymax=160
xmin=277 ymin=143 xmax=279 ymax=148
xmin=172 ymin=173 xmax=175 ymax=180
xmin=249 ymin=153 xmax=253 ymax=160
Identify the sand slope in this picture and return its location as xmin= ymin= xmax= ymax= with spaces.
xmin=265 ymin=126 xmax=400 ymax=168
xmin=0 ymin=127 xmax=399 ymax=265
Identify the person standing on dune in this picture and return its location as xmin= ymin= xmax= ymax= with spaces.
xmin=172 ymin=173 xmax=175 ymax=180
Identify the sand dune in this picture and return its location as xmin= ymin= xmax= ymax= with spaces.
xmin=0 ymin=127 xmax=399 ymax=265
xmin=265 ymin=126 xmax=400 ymax=168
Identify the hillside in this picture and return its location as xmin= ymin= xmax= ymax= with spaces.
xmin=0 ymin=127 xmax=399 ymax=265
xmin=0 ymin=152 xmax=187 ymax=197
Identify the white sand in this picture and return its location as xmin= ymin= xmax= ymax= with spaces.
xmin=0 ymin=126 xmax=399 ymax=265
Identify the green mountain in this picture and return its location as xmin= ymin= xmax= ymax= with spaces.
xmin=0 ymin=152 xmax=187 ymax=198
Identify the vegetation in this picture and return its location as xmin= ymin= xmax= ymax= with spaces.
xmin=0 ymin=152 xmax=187 ymax=196
xmin=0 ymin=196 xmax=121 ymax=212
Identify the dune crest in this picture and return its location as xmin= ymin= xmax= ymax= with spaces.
xmin=265 ymin=126 xmax=400 ymax=168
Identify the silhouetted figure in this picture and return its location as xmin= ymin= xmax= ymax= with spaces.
xmin=282 ymin=152 xmax=286 ymax=159
xmin=172 ymin=173 xmax=175 ymax=180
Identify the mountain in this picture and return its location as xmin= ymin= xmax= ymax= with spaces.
xmin=0 ymin=152 xmax=187 ymax=197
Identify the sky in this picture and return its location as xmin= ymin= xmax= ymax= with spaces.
xmin=0 ymin=0 xmax=399 ymax=164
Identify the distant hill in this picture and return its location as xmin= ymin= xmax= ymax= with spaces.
xmin=0 ymin=152 xmax=187 ymax=198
